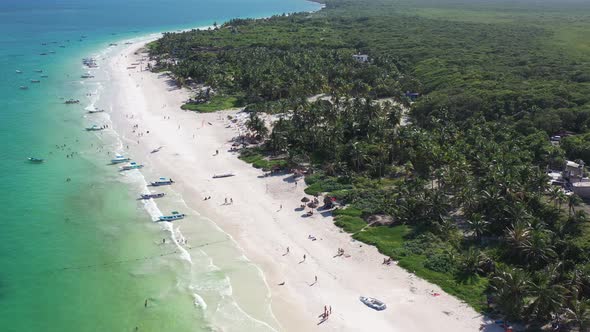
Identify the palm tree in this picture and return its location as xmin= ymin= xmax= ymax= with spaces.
xmin=466 ymin=213 xmax=489 ymax=242
xmin=568 ymin=194 xmax=582 ymax=217
xmin=566 ymin=300 xmax=590 ymax=331
xmin=505 ymin=220 xmax=532 ymax=255
xmin=527 ymin=270 xmax=566 ymax=321
xmin=491 ymin=267 xmax=530 ymax=320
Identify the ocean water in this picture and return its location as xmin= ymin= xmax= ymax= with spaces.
xmin=0 ymin=1 xmax=320 ymax=331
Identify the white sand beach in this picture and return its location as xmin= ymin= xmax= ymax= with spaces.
xmin=105 ymin=39 xmax=501 ymax=332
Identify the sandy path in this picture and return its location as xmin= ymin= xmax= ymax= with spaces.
xmin=105 ymin=40 xmax=500 ymax=332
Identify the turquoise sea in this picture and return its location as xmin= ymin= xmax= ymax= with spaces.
xmin=0 ymin=1 xmax=320 ymax=331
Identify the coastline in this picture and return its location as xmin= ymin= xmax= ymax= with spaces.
xmin=98 ymin=36 xmax=504 ymax=331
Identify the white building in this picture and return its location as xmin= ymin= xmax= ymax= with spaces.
xmin=352 ymin=54 xmax=369 ymax=63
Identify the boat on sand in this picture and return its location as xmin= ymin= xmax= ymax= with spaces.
xmin=360 ymin=296 xmax=386 ymax=311
xmin=212 ymin=173 xmax=235 ymax=179
xmin=150 ymin=177 xmax=174 ymax=186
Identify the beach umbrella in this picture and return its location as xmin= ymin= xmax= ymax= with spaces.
xmin=301 ymin=197 xmax=310 ymax=203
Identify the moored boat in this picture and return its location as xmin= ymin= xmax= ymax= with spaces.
xmin=28 ymin=157 xmax=44 ymax=163
xmin=30 ymin=79 xmax=41 ymax=83
xmin=65 ymin=99 xmax=80 ymax=104
xmin=88 ymin=108 xmax=105 ymax=113
xmin=85 ymin=125 xmax=103 ymax=131
xmin=359 ymin=296 xmax=386 ymax=311
xmin=19 ymin=86 xmax=28 ymax=90
xmin=34 ymin=70 xmax=43 ymax=73
xmin=158 ymin=211 xmax=185 ymax=222
xmin=120 ymin=162 xmax=144 ymax=171
xmin=140 ymin=193 xmax=165 ymax=200
xmin=110 ymin=154 xmax=130 ymax=164
xmin=150 ymin=177 xmax=174 ymax=186
xmin=81 ymin=72 xmax=94 ymax=78
xmin=16 ymin=70 xmax=22 ymax=74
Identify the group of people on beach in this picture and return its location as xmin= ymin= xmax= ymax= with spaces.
xmin=318 ymin=305 xmax=332 ymax=322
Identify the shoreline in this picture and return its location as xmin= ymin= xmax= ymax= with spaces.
xmin=101 ymin=36 xmax=501 ymax=331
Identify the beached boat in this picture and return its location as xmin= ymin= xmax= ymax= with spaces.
xmin=81 ymin=72 xmax=94 ymax=78
xmin=65 ymin=99 xmax=80 ymax=104
xmin=85 ymin=125 xmax=103 ymax=131
xmin=28 ymin=157 xmax=44 ymax=163
xmin=213 ymin=173 xmax=235 ymax=179
xmin=158 ymin=211 xmax=185 ymax=222
xmin=88 ymin=109 xmax=105 ymax=113
xmin=150 ymin=146 xmax=163 ymax=153
xmin=110 ymin=154 xmax=130 ymax=164
xmin=140 ymin=193 xmax=165 ymax=200
xmin=360 ymin=297 xmax=386 ymax=311
xmin=30 ymin=80 xmax=41 ymax=83
xmin=120 ymin=162 xmax=144 ymax=171
xmin=150 ymin=177 xmax=174 ymax=186
xmin=19 ymin=86 xmax=28 ymax=90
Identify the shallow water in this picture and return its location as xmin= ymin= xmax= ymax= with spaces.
xmin=0 ymin=1 xmax=320 ymax=331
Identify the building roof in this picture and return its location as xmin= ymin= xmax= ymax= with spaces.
xmin=567 ymin=160 xmax=580 ymax=168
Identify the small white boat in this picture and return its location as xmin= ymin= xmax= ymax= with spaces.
xmin=81 ymin=72 xmax=94 ymax=78
xmin=158 ymin=211 xmax=185 ymax=222
xmin=88 ymin=109 xmax=105 ymax=113
xmin=120 ymin=162 xmax=144 ymax=171
xmin=16 ymin=70 xmax=22 ymax=74
xmin=85 ymin=125 xmax=103 ymax=131
xmin=111 ymin=154 xmax=131 ymax=164
xmin=150 ymin=177 xmax=174 ymax=186
xmin=360 ymin=296 xmax=386 ymax=311
xmin=19 ymin=86 xmax=28 ymax=90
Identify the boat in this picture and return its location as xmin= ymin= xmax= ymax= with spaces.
xmin=150 ymin=177 xmax=174 ymax=186
xmin=16 ymin=70 xmax=22 ymax=74
xmin=30 ymin=80 xmax=41 ymax=83
xmin=85 ymin=125 xmax=104 ymax=131
xmin=213 ymin=173 xmax=235 ymax=179
xmin=140 ymin=193 xmax=165 ymax=200
xmin=150 ymin=146 xmax=163 ymax=153
xmin=88 ymin=109 xmax=105 ymax=113
xmin=359 ymin=297 xmax=386 ymax=311
xmin=28 ymin=157 xmax=44 ymax=163
xmin=19 ymin=86 xmax=28 ymax=90
xmin=120 ymin=162 xmax=144 ymax=171
xmin=40 ymin=53 xmax=48 ymax=56
xmin=81 ymin=72 xmax=94 ymax=78
xmin=34 ymin=70 xmax=43 ymax=73
xmin=109 ymin=43 xmax=118 ymax=46
xmin=110 ymin=154 xmax=130 ymax=164
xmin=40 ymin=75 xmax=49 ymax=78
xmin=158 ymin=211 xmax=185 ymax=222
xmin=65 ymin=99 xmax=80 ymax=104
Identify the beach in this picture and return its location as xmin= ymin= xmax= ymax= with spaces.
xmin=104 ymin=39 xmax=500 ymax=331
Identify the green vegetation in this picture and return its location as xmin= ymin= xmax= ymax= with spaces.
xmin=238 ymin=147 xmax=287 ymax=170
xmin=181 ymin=95 xmax=242 ymax=112
xmin=151 ymin=0 xmax=590 ymax=328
